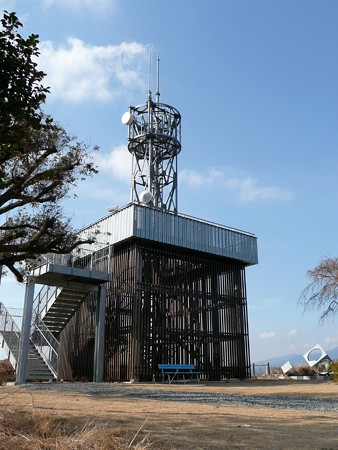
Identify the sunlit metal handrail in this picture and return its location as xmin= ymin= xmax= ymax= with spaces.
xmin=0 ymin=302 xmax=21 ymax=365
xmin=32 ymin=285 xmax=61 ymax=322
xmin=30 ymin=317 xmax=59 ymax=378
xmin=28 ymin=245 xmax=111 ymax=274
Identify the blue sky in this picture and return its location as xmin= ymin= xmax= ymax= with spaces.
xmin=1 ymin=0 xmax=338 ymax=363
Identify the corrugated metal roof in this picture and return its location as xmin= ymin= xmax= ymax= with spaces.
xmin=79 ymin=203 xmax=258 ymax=265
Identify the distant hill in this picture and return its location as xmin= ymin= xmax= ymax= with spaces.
xmin=254 ymin=346 xmax=338 ymax=368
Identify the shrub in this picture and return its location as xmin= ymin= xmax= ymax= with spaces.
xmin=0 ymin=359 xmax=15 ymax=384
xmin=295 ymin=365 xmax=317 ymax=376
xmin=328 ymin=360 xmax=338 ymax=382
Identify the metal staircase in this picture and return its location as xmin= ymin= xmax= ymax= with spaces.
xmin=0 ymin=284 xmax=89 ymax=381
xmin=0 ymin=303 xmax=56 ymax=381
xmin=1 ymin=246 xmax=111 ymax=383
xmin=34 ymin=286 xmax=88 ymax=336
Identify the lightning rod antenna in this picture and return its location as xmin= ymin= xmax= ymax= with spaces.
xmin=156 ymin=51 xmax=160 ymax=104
xmin=148 ymin=50 xmax=152 ymax=100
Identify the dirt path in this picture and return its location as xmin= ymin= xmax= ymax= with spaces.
xmin=1 ymin=379 xmax=337 ymax=449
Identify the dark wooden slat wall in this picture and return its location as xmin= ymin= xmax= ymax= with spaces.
xmin=58 ymin=240 xmax=251 ymax=381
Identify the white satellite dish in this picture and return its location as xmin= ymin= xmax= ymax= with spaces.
xmin=107 ymin=205 xmax=118 ymax=213
xmin=139 ymin=191 xmax=153 ymax=204
xmin=121 ymin=111 xmax=134 ymax=125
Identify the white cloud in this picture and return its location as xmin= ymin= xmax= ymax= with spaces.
xmin=180 ymin=167 xmax=293 ymax=203
xmin=258 ymin=331 xmax=279 ymax=340
xmin=38 ymin=38 xmax=148 ymax=103
xmin=287 ymin=329 xmax=299 ymax=339
xmin=41 ymin=0 xmax=117 ymax=15
xmin=323 ymin=336 xmax=338 ymax=348
xmin=179 ymin=168 xmax=223 ymax=187
xmin=258 ymin=329 xmax=299 ymax=343
xmin=95 ymin=145 xmax=131 ymax=181
xmin=225 ymin=176 xmax=293 ymax=203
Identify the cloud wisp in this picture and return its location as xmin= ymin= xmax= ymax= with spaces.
xmin=41 ymin=0 xmax=117 ymax=15
xmin=258 ymin=331 xmax=279 ymax=340
xmin=38 ymin=38 xmax=148 ymax=103
xmin=258 ymin=329 xmax=301 ymax=343
xmin=180 ymin=167 xmax=293 ymax=203
xmin=287 ymin=329 xmax=299 ymax=339
xmin=94 ymin=145 xmax=131 ymax=181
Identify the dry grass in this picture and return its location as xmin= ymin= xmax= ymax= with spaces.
xmin=0 ymin=360 xmax=15 ymax=384
xmin=0 ymin=407 xmax=150 ymax=450
xmin=1 ymin=381 xmax=338 ymax=450
xmin=294 ymin=364 xmax=317 ymax=376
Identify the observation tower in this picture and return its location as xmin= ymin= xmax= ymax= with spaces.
xmin=8 ymin=56 xmax=258 ymax=383
xmin=58 ymin=57 xmax=257 ymax=382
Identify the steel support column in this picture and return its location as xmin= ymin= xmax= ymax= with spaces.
xmin=93 ymin=285 xmax=106 ymax=382
xmin=16 ymin=276 xmax=35 ymax=384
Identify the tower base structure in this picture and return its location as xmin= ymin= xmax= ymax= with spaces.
xmin=58 ymin=203 xmax=258 ymax=381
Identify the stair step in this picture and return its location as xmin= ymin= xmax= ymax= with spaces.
xmin=1 ymin=283 xmax=90 ymax=382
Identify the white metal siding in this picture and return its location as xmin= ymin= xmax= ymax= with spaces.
xmin=79 ymin=203 xmax=258 ymax=265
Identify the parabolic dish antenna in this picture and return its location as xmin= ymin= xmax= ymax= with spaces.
xmin=121 ymin=111 xmax=134 ymax=125
xmin=139 ymin=191 xmax=153 ymax=204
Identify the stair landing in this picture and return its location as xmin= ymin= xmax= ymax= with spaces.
xmin=32 ymin=263 xmax=111 ymax=289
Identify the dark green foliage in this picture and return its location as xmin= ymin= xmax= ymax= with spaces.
xmin=0 ymin=11 xmax=98 ymax=281
xmin=0 ymin=11 xmax=50 ymax=154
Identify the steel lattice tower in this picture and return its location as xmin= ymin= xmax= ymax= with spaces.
xmin=122 ymin=55 xmax=181 ymax=213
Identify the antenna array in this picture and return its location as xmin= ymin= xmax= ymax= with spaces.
xmin=122 ymin=53 xmax=181 ymax=213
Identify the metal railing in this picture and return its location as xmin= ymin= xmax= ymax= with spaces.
xmin=31 ymin=245 xmax=112 ymax=273
xmin=0 ymin=303 xmax=22 ymax=366
xmin=0 ymin=301 xmax=59 ymax=378
xmin=30 ymin=316 xmax=59 ymax=378
xmin=32 ymin=285 xmax=61 ymax=322
xmin=1 ymin=244 xmax=111 ymax=379
xmin=26 ymin=244 xmax=111 ymax=379
xmin=30 ymin=286 xmax=60 ymax=377
xmin=252 ymin=363 xmax=271 ymax=376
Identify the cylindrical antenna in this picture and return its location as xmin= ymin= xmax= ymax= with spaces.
xmin=148 ymin=50 xmax=152 ymax=100
xmin=156 ymin=51 xmax=160 ymax=104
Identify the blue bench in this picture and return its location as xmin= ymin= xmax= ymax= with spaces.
xmin=158 ymin=364 xmax=201 ymax=384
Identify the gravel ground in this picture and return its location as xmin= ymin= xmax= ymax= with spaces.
xmin=21 ymin=382 xmax=338 ymax=413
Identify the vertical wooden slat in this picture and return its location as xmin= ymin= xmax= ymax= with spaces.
xmin=59 ymin=240 xmax=251 ymax=382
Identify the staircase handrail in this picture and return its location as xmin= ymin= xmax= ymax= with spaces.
xmin=31 ymin=288 xmax=61 ymax=379
xmin=32 ymin=285 xmax=61 ymax=322
xmin=30 ymin=317 xmax=59 ymax=378
xmin=28 ymin=244 xmax=111 ymax=274
xmin=25 ymin=243 xmax=111 ymax=379
xmin=0 ymin=302 xmax=21 ymax=359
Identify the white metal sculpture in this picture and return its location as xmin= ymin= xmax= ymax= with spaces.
xmin=303 ymin=344 xmax=332 ymax=374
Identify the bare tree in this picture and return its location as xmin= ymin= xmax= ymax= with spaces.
xmin=299 ymin=257 xmax=338 ymax=322
xmin=0 ymin=11 xmax=99 ymax=282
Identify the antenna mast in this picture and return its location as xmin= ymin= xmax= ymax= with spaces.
xmin=122 ymin=53 xmax=181 ymax=213
xmin=156 ymin=51 xmax=160 ymax=104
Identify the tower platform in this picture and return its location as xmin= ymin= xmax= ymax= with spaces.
xmin=79 ymin=202 xmax=258 ymax=266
